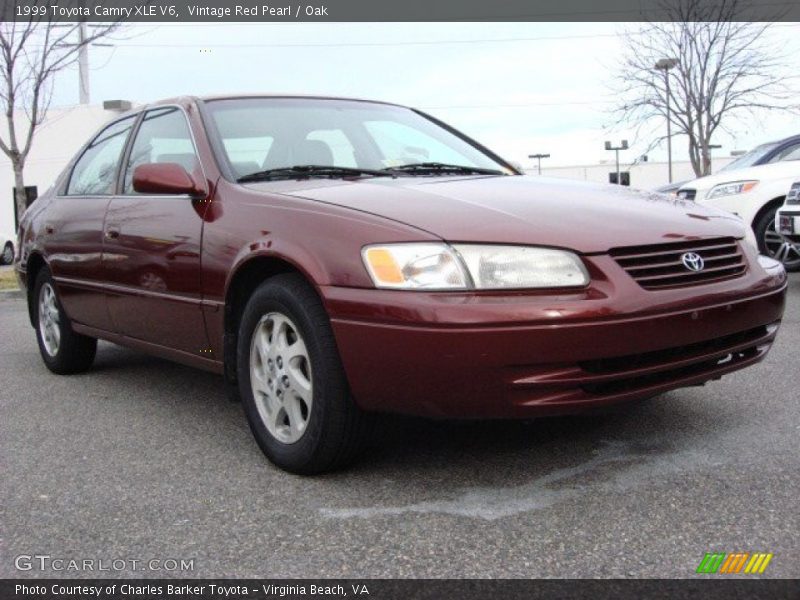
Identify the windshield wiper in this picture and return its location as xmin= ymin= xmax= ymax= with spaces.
xmin=382 ymin=162 xmax=506 ymax=176
xmin=237 ymin=165 xmax=397 ymax=183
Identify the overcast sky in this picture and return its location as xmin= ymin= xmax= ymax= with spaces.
xmin=49 ymin=22 xmax=800 ymax=169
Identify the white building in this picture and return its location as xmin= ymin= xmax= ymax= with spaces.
xmin=0 ymin=103 xmax=131 ymax=241
xmin=528 ymin=157 xmax=733 ymax=189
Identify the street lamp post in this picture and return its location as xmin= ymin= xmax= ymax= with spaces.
xmin=604 ymin=140 xmax=628 ymax=185
xmin=655 ymin=58 xmax=679 ymax=183
xmin=528 ymin=153 xmax=550 ymax=175
xmin=707 ymin=144 xmax=722 ymax=173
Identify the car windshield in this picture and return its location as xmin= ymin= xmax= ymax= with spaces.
xmin=719 ymin=142 xmax=779 ymax=172
xmin=204 ymin=97 xmax=511 ymax=180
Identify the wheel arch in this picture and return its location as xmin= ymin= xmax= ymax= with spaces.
xmin=222 ymin=253 xmax=325 ymax=388
xmin=24 ymin=251 xmax=48 ymax=327
xmin=751 ymin=196 xmax=786 ymax=230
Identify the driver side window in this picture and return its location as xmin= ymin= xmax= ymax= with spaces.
xmin=123 ymin=107 xmax=199 ymax=194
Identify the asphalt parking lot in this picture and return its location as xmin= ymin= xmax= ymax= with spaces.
xmin=1 ymin=274 xmax=798 ymax=579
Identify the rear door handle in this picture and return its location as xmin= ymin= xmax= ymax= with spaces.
xmin=105 ymin=227 xmax=120 ymax=240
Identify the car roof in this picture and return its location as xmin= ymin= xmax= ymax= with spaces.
xmin=761 ymin=133 xmax=800 ymax=146
xmin=145 ymin=94 xmax=406 ymax=110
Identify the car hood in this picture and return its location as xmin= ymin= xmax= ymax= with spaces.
xmin=247 ymin=175 xmax=745 ymax=253
xmin=681 ymin=160 xmax=800 ymax=192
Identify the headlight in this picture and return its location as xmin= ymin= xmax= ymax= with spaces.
xmin=362 ymin=244 xmax=469 ymax=290
xmin=454 ymin=244 xmax=589 ymax=289
xmin=362 ymin=243 xmax=589 ymax=290
xmin=706 ymin=180 xmax=758 ymax=199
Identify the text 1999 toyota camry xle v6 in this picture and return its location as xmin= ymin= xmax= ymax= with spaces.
xmin=15 ymin=96 xmax=787 ymax=473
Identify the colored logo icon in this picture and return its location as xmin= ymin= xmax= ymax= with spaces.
xmin=696 ymin=552 xmax=773 ymax=574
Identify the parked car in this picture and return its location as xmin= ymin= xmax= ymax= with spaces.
xmin=776 ymin=181 xmax=800 ymax=251
xmin=678 ymin=160 xmax=800 ymax=271
xmin=718 ymin=134 xmax=800 ymax=173
xmin=653 ymin=134 xmax=800 ymax=196
xmin=15 ymin=95 xmax=788 ymax=474
xmin=0 ymin=233 xmax=14 ymax=265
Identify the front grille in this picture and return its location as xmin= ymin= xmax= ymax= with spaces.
xmin=786 ymin=182 xmax=800 ymax=204
xmin=580 ymin=347 xmax=759 ymax=396
xmin=578 ymin=325 xmax=771 ymax=396
xmin=610 ymin=237 xmax=746 ymax=290
xmin=677 ymin=188 xmax=696 ymax=200
xmin=580 ymin=325 xmax=767 ymax=375
xmin=507 ymin=322 xmax=777 ymax=405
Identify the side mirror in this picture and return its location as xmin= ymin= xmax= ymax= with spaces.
xmin=132 ymin=163 xmax=205 ymax=197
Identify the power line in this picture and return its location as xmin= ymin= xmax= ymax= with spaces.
xmin=94 ymin=32 xmax=624 ymax=48
xmin=34 ymin=23 xmax=800 ymax=50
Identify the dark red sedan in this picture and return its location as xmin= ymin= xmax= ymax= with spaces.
xmin=15 ymin=95 xmax=787 ymax=473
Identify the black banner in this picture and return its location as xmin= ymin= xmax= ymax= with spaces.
xmin=1 ymin=0 xmax=799 ymax=22
xmin=2 ymin=579 xmax=800 ymax=600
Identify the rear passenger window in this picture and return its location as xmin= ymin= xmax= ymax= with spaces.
xmin=771 ymin=142 xmax=800 ymax=163
xmin=66 ymin=116 xmax=135 ymax=195
xmin=123 ymin=107 xmax=199 ymax=194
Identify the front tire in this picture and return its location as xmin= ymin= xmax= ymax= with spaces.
xmin=33 ymin=268 xmax=97 ymax=374
xmin=755 ymin=205 xmax=800 ymax=271
xmin=236 ymin=274 xmax=369 ymax=474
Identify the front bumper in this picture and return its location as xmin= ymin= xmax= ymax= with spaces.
xmin=323 ymin=250 xmax=787 ymax=418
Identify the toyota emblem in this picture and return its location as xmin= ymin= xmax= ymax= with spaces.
xmin=681 ymin=252 xmax=705 ymax=272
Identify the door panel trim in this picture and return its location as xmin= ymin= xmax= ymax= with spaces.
xmin=71 ymin=321 xmax=223 ymax=374
xmin=54 ymin=275 xmax=203 ymax=306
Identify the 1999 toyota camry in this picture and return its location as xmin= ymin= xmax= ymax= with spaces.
xmin=15 ymin=95 xmax=787 ymax=473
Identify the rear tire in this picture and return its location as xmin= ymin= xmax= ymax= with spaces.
xmin=33 ymin=268 xmax=97 ymax=374
xmin=236 ymin=273 xmax=370 ymax=474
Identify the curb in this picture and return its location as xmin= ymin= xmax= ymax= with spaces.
xmin=0 ymin=289 xmax=23 ymax=300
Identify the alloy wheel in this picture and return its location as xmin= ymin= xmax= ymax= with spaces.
xmin=249 ymin=312 xmax=313 ymax=444
xmin=38 ymin=282 xmax=61 ymax=356
xmin=764 ymin=219 xmax=800 ymax=269
xmin=2 ymin=244 xmax=12 ymax=264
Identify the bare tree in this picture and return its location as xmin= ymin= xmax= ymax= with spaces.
xmin=613 ymin=0 xmax=798 ymax=177
xmin=0 ymin=2 xmax=120 ymax=222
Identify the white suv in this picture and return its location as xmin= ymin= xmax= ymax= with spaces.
xmin=678 ymin=160 xmax=800 ymax=271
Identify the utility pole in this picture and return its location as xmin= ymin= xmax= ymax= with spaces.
xmin=604 ymin=140 xmax=628 ymax=185
xmin=528 ymin=153 xmax=550 ymax=175
xmin=708 ymin=144 xmax=722 ymax=173
xmin=654 ymin=58 xmax=678 ymax=183
xmin=78 ymin=21 xmax=89 ymax=104
xmin=56 ymin=17 xmax=116 ymax=105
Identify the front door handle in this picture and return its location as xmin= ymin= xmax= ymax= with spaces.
xmin=44 ymin=224 xmax=55 ymax=235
